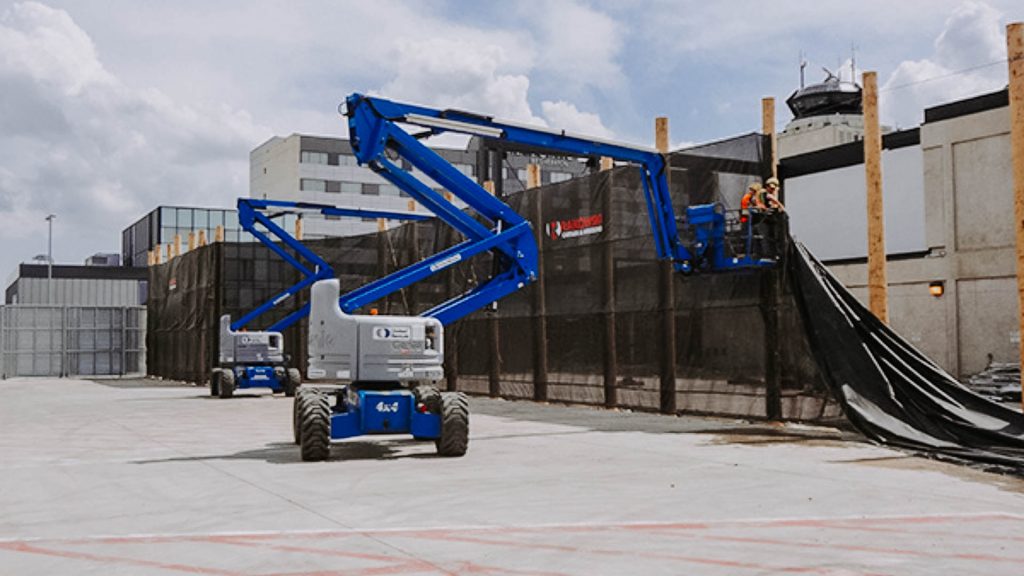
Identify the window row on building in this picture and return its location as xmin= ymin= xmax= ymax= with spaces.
xmin=300 ymin=149 xmax=475 ymax=177
xmin=299 ymin=179 xmax=410 ymax=197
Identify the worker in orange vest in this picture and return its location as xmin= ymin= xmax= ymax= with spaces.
xmin=740 ymin=183 xmax=765 ymax=224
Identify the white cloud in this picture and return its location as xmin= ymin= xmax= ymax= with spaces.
xmin=540 ymin=101 xmax=613 ymax=139
xmin=0 ymin=1 xmax=269 ymax=273
xmin=880 ymin=1 xmax=1008 ymax=127
xmin=379 ymin=37 xmax=543 ymax=126
xmin=526 ymin=0 xmax=625 ymax=94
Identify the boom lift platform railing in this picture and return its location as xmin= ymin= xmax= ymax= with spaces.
xmin=287 ymin=93 xmax=777 ymax=461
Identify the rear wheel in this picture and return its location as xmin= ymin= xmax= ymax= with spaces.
xmin=436 ymin=392 xmax=469 ymax=457
xmin=285 ymin=368 xmax=301 ymax=398
xmin=299 ymin=389 xmax=331 ymax=461
xmin=219 ymin=369 xmax=235 ymax=399
xmin=210 ymin=369 xmax=221 ymax=397
xmin=292 ymin=388 xmax=312 ymax=445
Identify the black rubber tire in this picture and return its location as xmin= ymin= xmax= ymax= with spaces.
xmin=285 ymin=368 xmax=301 ymax=398
xmin=210 ymin=369 xmax=221 ymax=397
xmin=219 ymin=369 xmax=235 ymax=399
xmin=436 ymin=392 xmax=469 ymax=457
xmin=413 ymin=384 xmax=442 ymax=413
xmin=292 ymin=388 xmax=309 ymax=445
xmin=299 ymin=390 xmax=331 ymax=462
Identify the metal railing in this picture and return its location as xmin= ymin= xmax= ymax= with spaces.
xmin=0 ymin=305 xmax=146 ymax=378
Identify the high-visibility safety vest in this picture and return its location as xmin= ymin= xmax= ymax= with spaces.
xmin=740 ymin=192 xmax=753 ymax=223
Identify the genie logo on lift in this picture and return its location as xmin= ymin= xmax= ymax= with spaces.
xmin=372 ymin=326 xmax=411 ymax=341
xmin=546 ymin=213 xmax=603 ymax=240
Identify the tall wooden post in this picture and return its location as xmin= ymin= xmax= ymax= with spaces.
xmin=760 ymin=97 xmax=784 ymax=420
xmin=187 ymin=231 xmax=196 ymax=252
xmin=863 ymin=71 xmax=889 ymax=323
xmin=198 ymin=229 xmax=207 ymax=247
xmin=656 ymin=117 xmax=677 ymax=414
xmin=214 ymin=225 xmax=224 ymax=243
xmin=172 ymin=234 xmax=181 ymax=258
xmin=1007 ymin=22 xmax=1024 ymax=409
xmin=295 ymin=216 xmax=303 ymax=241
xmin=527 ymin=164 xmax=548 ymax=402
xmin=482 ymin=179 xmax=501 ymax=397
xmin=762 ymin=97 xmax=777 ymax=180
xmin=600 ymin=157 xmax=618 ymax=408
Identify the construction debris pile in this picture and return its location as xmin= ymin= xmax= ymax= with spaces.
xmin=966 ymin=362 xmax=1021 ymax=403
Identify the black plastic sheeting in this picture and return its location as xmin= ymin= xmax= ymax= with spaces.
xmin=792 ymin=242 xmax=1024 ymax=472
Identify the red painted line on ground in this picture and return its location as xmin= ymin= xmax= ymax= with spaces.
xmin=454 ymin=561 xmax=572 ymax=576
xmin=214 ymin=536 xmax=450 ymax=576
xmin=0 ymin=541 xmax=245 ymax=575
xmin=694 ymin=533 xmax=1024 ymax=565
xmin=621 ymin=513 xmax=1016 ymax=533
xmin=409 ymin=531 xmax=888 ymax=576
xmin=802 ymin=519 xmax=1024 ymax=544
xmin=16 ymin=512 xmax=1018 ymax=548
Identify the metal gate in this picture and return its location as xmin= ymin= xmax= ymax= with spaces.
xmin=0 ymin=306 xmax=146 ymax=378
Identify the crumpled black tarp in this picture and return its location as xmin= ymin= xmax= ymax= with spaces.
xmin=790 ymin=242 xmax=1024 ymax=472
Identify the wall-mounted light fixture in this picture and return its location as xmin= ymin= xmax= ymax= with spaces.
xmin=929 ymin=281 xmax=945 ymax=298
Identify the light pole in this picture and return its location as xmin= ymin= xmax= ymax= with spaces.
xmin=45 ymin=214 xmax=55 ymax=304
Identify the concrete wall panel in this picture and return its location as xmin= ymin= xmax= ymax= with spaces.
xmin=888 ymin=282 xmax=950 ymax=370
xmin=956 ymin=277 xmax=1017 ymax=375
xmin=952 ymin=134 xmax=1013 ymax=251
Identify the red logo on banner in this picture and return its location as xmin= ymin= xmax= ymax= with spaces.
xmin=545 ymin=213 xmax=603 ymax=240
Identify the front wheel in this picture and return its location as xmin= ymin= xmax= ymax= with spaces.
xmin=218 ymin=369 xmax=235 ymax=399
xmin=210 ymin=369 xmax=221 ymax=397
xmin=285 ymin=368 xmax=301 ymax=398
xmin=436 ymin=392 xmax=469 ymax=457
xmin=292 ymin=388 xmax=309 ymax=445
xmin=299 ymin=389 xmax=331 ymax=462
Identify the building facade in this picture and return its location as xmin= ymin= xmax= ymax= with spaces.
xmin=780 ymin=89 xmax=1014 ymax=377
xmin=250 ymin=134 xmax=589 ymax=239
xmin=121 ymin=206 xmax=298 ymax=268
xmin=6 ymin=263 xmax=148 ymax=306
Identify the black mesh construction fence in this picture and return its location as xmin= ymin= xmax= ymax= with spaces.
xmin=148 ymin=133 xmax=842 ymax=422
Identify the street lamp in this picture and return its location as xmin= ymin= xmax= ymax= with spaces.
xmin=45 ymin=214 xmax=55 ymax=303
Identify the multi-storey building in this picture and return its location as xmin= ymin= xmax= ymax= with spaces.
xmin=120 ymin=206 xmax=298 ymax=268
xmin=249 ymin=134 xmax=589 ymax=239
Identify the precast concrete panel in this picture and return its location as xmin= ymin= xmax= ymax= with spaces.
xmin=956 ymin=276 xmax=1017 ymax=375
xmin=952 ymin=133 xmax=1013 ymax=251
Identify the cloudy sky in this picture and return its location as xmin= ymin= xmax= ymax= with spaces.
xmin=0 ymin=0 xmax=1021 ymax=277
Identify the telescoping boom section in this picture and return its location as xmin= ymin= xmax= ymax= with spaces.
xmin=344 ymin=93 xmax=769 ymax=325
xmin=232 ymin=198 xmax=430 ymax=333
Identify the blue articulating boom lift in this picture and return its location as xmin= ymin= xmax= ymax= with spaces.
xmin=210 ymin=198 xmax=429 ymax=399
xmin=287 ymin=93 xmax=776 ymax=461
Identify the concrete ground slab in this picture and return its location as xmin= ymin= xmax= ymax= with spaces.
xmin=1 ymin=378 xmax=1022 ymax=575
